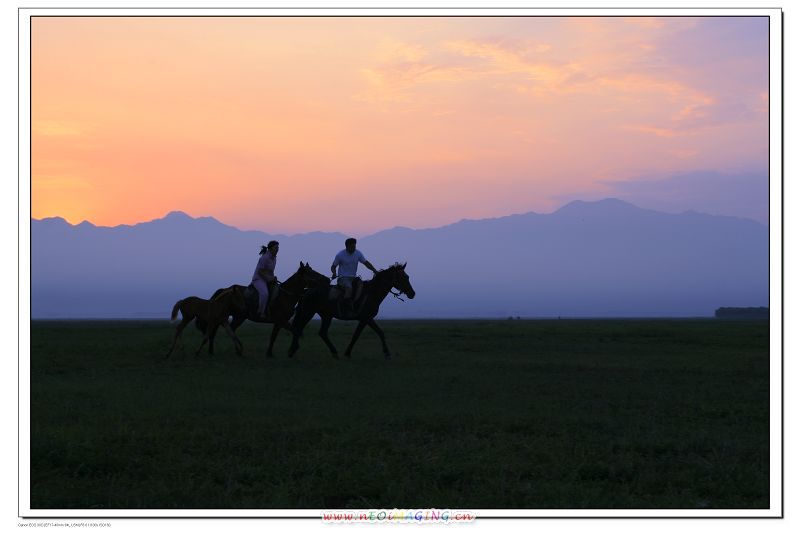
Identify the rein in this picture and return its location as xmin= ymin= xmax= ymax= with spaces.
xmin=373 ymin=269 xmax=406 ymax=303
xmin=274 ymin=279 xmax=304 ymax=298
xmin=390 ymin=289 xmax=405 ymax=302
xmin=277 ymin=272 xmax=328 ymax=298
xmin=276 ymin=282 xmax=298 ymax=297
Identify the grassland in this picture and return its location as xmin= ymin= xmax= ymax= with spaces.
xmin=29 ymin=319 xmax=770 ymax=509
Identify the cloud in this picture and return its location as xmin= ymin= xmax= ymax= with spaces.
xmin=624 ymin=100 xmax=759 ymax=138
xmin=355 ymin=39 xmax=480 ymax=103
xmin=623 ymin=17 xmax=667 ymax=29
xmin=444 ymin=38 xmax=576 ymax=89
xmin=356 ymin=37 xmax=563 ymax=103
xmin=375 ymin=40 xmax=429 ymax=63
xmin=32 ymin=174 xmax=92 ymax=190
xmin=669 ymin=149 xmax=699 ymax=160
xmin=440 ymin=37 xmax=729 ymax=122
xmin=357 ymin=62 xmax=476 ymax=103
xmin=356 ymin=19 xmax=766 ymax=138
xmin=33 ymin=120 xmax=84 ymax=137
xmin=623 ymin=125 xmax=688 ymax=138
xmin=756 ymin=91 xmax=768 ymax=114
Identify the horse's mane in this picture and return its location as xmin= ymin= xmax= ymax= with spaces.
xmin=285 ymin=265 xmax=304 ymax=281
xmin=380 ymin=263 xmax=405 ymax=274
xmin=366 ymin=263 xmax=404 ymax=286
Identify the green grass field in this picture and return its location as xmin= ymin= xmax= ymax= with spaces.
xmin=29 ymin=318 xmax=770 ymax=509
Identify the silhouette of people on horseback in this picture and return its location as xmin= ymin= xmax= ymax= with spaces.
xmin=331 ymin=237 xmax=378 ymax=316
xmin=289 ymin=262 xmax=415 ymax=359
xmin=195 ymin=260 xmax=329 ymax=358
xmin=170 ymin=235 xmax=414 ymax=359
xmin=253 ymin=240 xmax=279 ymax=319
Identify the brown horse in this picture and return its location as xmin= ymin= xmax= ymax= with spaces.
xmin=197 ymin=262 xmax=330 ymax=357
xmin=166 ymin=287 xmax=246 ymax=358
xmin=288 ymin=263 xmax=415 ymax=359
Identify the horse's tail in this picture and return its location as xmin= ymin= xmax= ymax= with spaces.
xmin=170 ymin=299 xmax=182 ymax=322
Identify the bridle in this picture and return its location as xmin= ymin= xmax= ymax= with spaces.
xmin=275 ymin=281 xmax=299 ymax=297
xmin=274 ymin=271 xmax=322 ymax=298
xmin=390 ymin=289 xmax=406 ymax=302
xmin=384 ymin=268 xmax=408 ymax=302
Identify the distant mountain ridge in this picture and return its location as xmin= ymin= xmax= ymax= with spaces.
xmin=31 ymin=199 xmax=768 ymax=318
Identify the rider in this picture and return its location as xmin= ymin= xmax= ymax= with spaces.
xmin=331 ymin=237 xmax=378 ymax=315
xmin=252 ymin=240 xmax=279 ymax=319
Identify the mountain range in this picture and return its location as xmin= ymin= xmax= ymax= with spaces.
xmin=30 ymin=199 xmax=769 ymax=318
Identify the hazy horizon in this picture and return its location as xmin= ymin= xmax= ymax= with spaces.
xmin=31 ymin=195 xmax=768 ymax=239
xmin=31 ymin=197 xmax=768 ymax=319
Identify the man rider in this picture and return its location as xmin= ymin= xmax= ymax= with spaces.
xmin=331 ymin=238 xmax=378 ymax=315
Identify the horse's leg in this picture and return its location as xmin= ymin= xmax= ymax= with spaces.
xmin=288 ymin=307 xmax=315 ymax=358
xmin=165 ymin=317 xmax=191 ymax=358
xmin=265 ymin=323 xmax=281 ymax=358
xmin=366 ymin=318 xmax=392 ymax=358
xmin=221 ymin=321 xmax=243 ymax=357
xmin=343 ymin=320 xmax=368 ymax=359
xmin=207 ymin=323 xmax=220 ymax=355
xmin=195 ymin=334 xmax=209 ymax=357
xmin=318 ymin=315 xmax=339 ymax=359
xmin=230 ymin=314 xmax=246 ymax=331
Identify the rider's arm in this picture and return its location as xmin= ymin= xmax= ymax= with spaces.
xmin=358 ymin=252 xmax=377 ymax=274
xmin=258 ymin=269 xmax=276 ymax=283
xmin=363 ymin=260 xmax=378 ymax=274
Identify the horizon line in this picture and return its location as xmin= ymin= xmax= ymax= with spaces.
xmin=30 ymin=197 xmax=767 ymax=237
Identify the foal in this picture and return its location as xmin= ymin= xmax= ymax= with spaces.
xmin=166 ymin=287 xmax=246 ymax=358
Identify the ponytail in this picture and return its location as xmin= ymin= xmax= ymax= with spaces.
xmin=260 ymin=240 xmax=279 ymax=255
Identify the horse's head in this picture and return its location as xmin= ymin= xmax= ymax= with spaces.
xmin=298 ymin=261 xmax=330 ymax=289
xmin=385 ymin=262 xmax=415 ymax=299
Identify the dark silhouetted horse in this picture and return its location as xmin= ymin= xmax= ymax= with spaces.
xmin=197 ymin=262 xmax=329 ymax=357
xmin=166 ymin=287 xmax=246 ymax=358
xmin=288 ymin=263 xmax=415 ymax=359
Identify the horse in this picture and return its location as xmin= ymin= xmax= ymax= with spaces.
xmin=166 ymin=287 xmax=246 ymax=358
xmin=196 ymin=262 xmax=330 ymax=357
xmin=288 ymin=263 xmax=416 ymax=359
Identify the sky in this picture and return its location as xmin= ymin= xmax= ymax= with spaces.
xmin=31 ymin=16 xmax=769 ymax=234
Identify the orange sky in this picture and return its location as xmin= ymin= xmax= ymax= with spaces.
xmin=31 ymin=16 xmax=768 ymax=234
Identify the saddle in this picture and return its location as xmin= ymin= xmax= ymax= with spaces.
xmin=244 ymin=283 xmax=280 ymax=316
xmin=329 ymin=279 xmax=365 ymax=318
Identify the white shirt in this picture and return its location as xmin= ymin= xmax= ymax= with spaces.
xmin=252 ymin=253 xmax=277 ymax=282
xmin=332 ymin=249 xmax=367 ymax=278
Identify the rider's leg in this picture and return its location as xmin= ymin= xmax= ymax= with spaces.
xmin=254 ymin=278 xmax=269 ymax=318
xmin=341 ymin=277 xmax=354 ymax=315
